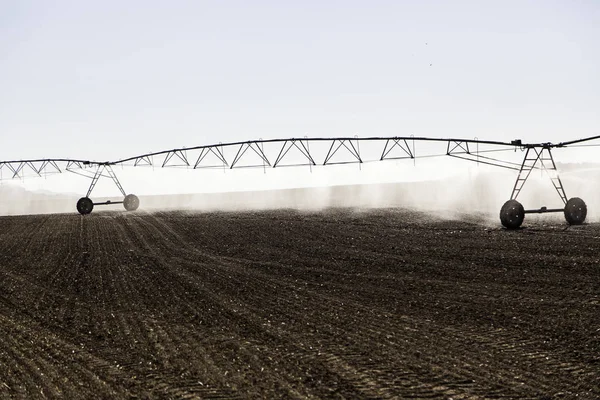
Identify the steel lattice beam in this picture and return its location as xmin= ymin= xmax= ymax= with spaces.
xmin=1 ymin=134 xmax=600 ymax=182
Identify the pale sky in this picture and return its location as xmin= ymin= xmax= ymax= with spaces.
xmin=1 ymin=0 xmax=599 ymax=162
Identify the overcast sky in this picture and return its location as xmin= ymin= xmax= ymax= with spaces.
xmin=1 ymin=0 xmax=599 ymax=162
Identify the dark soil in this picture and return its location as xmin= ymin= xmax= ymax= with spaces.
xmin=0 ymin=208 xmax=598 ymax=399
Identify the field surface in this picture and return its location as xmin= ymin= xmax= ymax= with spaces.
xmin=0 ymin=209 xmax=598 ymax=399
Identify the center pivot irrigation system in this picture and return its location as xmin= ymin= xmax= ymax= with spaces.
xmin=1 ymin=135 xmax=599 ymax=228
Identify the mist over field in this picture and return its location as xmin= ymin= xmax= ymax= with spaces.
xmin=3 ymin=126 xmax=599 ymax=224
xmin=2 ymin=162 xmax=600 ymax=226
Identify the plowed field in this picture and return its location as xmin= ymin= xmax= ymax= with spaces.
xmin=0 ymin=209 xmax=598 ymax=399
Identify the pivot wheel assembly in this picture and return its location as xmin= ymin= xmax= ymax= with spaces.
xmin=564 ymin=197 xmax=587 ymax=225
xmin=500 ymin=200 xmax=525 ymax=229
xmin=123 ymin=194 xmax=140 ymax=212
xmin=73 ymin=164 xmax=140 ymax=215
xmin=499 ymin=144 xmax=589 ymax=229
xmin=76 ymin=197 xmax=94 ymax=215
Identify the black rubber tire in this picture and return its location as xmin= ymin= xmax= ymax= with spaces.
xmin=500 ymin=199 xmax=525 ymax=229
xmin=77 ymin=197 xmax=94 ymax=215
xmin=123 ymin=194 xmax=140 ymax=212
xmin=564 ymin=197 xmax=587 ymax=225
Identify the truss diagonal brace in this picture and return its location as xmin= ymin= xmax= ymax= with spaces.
xmin=8 ymin=162 xmax=25 ymax=179
xmin=273 ymin=139 xmax=317 ymax=167
xmin=67 ymin=161 xmax=84 ymax=171
xmin=323 ymin=139 xmax=363 ymax=165
xmin=194 ymin=146 xmax=229 ymax=169
xmin=380 ymin=139 xmax=414 ymax=160
xmin=134 ymin=156 xmax=153 ymax=166
xmin=446 ymin=140 xmax=470 ymax=155
xmin=230 ymin=142 xmax=271 ymax=169
xmin=162 ymin=150 xmax=189 ymax=167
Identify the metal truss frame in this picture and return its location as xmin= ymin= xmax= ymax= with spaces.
xmin=113 ymin=136 xmax=521 ymax=169
xmin=2 ymin=135 xmax=600 ymax=205
xmin=446 ymin=140 xmax=525 ymax=170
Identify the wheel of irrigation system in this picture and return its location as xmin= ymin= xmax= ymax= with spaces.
xmin=76 ymin=197 xmax=94 ymax=215
xmin=500 ymin=199 xmax=525 ymax=229
xmin=123 ymin=194 xmax=140 ymax=212
xmin=564 ymin=197 xmax=587 ymax=225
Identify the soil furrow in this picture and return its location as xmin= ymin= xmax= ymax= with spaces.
xmin=0 ymin=209 xmax=598 ymax=398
